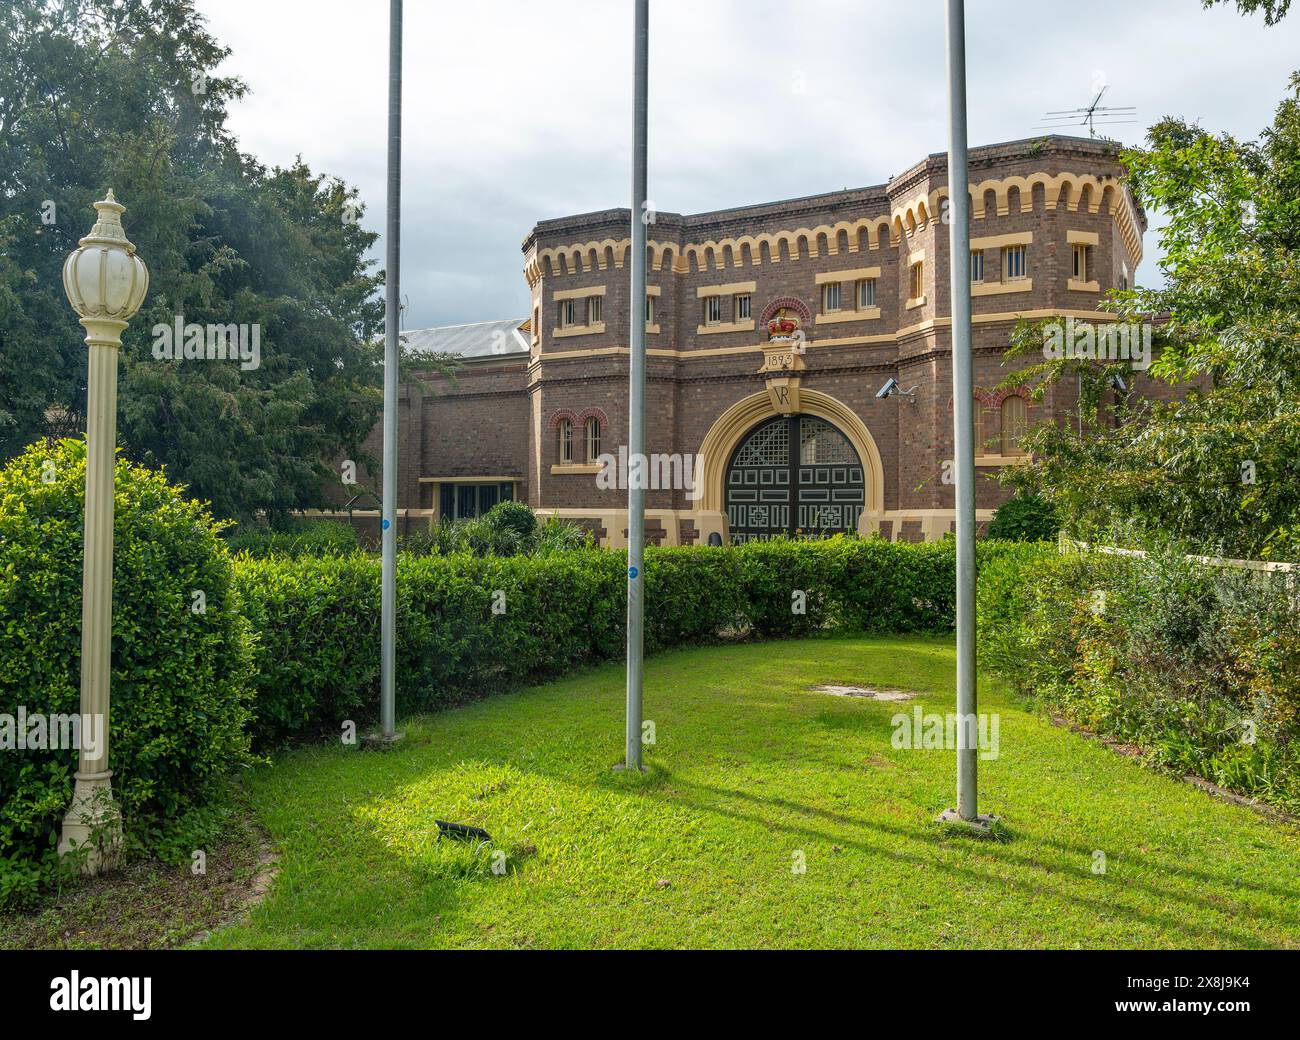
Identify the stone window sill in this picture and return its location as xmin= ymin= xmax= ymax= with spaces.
xmin=815 ymin=308 xmax=880 ymax=324
xmin=550 ymin=463 xmax=603 ymax=475
xmin=554 ymin=323 xmax=605 ymax=338
xmin=972 ymin=279 xmax=1032 ymax=297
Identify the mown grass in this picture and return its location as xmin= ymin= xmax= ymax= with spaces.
xmin=204 ymin=635 xmax=1300 ymax=949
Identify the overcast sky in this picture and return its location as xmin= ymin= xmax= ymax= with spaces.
xmin=198 ymin=0 xmax=1300 ymax=330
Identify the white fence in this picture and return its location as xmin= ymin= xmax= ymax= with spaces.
xmin=1059 ymin=536 xmax=1299 ymax=606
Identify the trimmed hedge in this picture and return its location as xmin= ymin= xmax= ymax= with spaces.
xmin=236 ymin=537 xmax=1021 ymax=747
xmin=0 ymin=441 xmax=254 ymax=904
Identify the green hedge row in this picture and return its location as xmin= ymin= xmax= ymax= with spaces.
xmin=977 ymin=543 xmax=1300 ymax=812
xmin=235 ymin=538 xmax=1028 ymax=747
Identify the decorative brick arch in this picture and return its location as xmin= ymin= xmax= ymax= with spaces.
xmin=696 ymin=390 xmax=884 ymax=531
xmin=977 ymin=386 xmax=1031 ymax=408
xmin=548 ymin=409 xmax=578 ymax=429
xmin=577 ymin=407 xmax=608 ymax=428
xmin=957 ymin=387 xmax=1031 ymax=411
xmin=758 ymin=295 xmax=812 ymax=327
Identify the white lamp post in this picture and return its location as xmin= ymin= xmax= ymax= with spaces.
xmin=58 ymin=190 xmax=149 ymax=874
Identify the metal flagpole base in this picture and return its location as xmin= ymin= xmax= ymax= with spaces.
xmin=936 ymin=808 xmax=1000 ymax=834
xmin=611 ymin=763 xmax=647 ymax=773
xmin=362 ymin=730 xmax=405 ymax=750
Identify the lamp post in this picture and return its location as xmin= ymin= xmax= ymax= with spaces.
xmin=58 ymin=191 xmax=149 ymax=873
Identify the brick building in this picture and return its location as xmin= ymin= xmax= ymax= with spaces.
xmin=345 ymin=135 xmax=1147 ymax=546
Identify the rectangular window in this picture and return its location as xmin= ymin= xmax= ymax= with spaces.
xmin=735 ymin=293 xmax=751 ymax=320
xmin=558 ymin=299 xmax=576 ymax=328
xmin=457 ymin=484 xmax=477 ymax=519
xmin=821 ymin=282 xmax=841 ymax=312
xmin=910 ymin=261 xmax=924 ymax=300
xmin=1072 ymin=243 xmax=1087 ymax=280
xmin=1003 ymin=245 xmax=1027 ymax=280
xmin=584 ymin=418 xmax=600 ymax=462
xmin=587 ymin=295 xmax=602 ymax=325
xmin=441 ymin=482 xmax=514 ymax=523
xmin=855 ymin=278 xmax=876 ymax=309
xmin=971 ymin=250 xmax=984 ymax=282
xmin=645 ymin=294 xmax=655 ymax=325
xmin=703 ymin=295 xmax=722 ymax=325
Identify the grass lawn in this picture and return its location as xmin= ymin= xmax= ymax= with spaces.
xmin=205 ymin=635 xmax=1300 ymax=949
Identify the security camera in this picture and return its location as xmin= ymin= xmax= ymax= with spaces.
xmin=875 ymin=377 xmax=900 ymax=399
xmin=1111 ymin=373 xmax=1128 ymax=393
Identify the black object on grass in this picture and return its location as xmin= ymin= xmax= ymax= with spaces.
xmin=436 ymin=820 xmax=492 ymax=842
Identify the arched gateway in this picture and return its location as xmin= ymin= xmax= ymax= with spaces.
xmin=725 ymin=414 xmax=866 ymax=542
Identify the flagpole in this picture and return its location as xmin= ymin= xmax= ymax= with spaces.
xmin=379 ymin=0 xmax=403 ymax=743
xmin=939 ymin=0 xmax=991 ymax=829
xmin=623 ymin=0 xmax=649 ymax=772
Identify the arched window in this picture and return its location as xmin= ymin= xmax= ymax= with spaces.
xmin=558 ymin=418 xmax=573 ymax=464
xmin=584 ymin=417 xmax=601 ymax=462
xmin=1001 ymin=396 xmax=1028 ymax=456
xmin=973 ymin=396 xmax=987 ymax=456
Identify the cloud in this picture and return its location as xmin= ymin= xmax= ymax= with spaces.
xmin=200 ymin=0 xmax=1300 ymax=328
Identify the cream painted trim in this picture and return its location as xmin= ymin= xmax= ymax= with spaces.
xmin=974 ymin=455 xmax=1028 ymax=467
xmin=1068 ymin=278 xmax=1100 ymax=292
xmin=552 ymin=285 xmax=605 ymax=301
xmin=550 ymin=463 xmax=602 ymax=475
xmin=1067 ymin=229 xmax=1100 ymax=246
xmin=695 ymin=390 xmax=885 ymax=526
xmin=523 ymin=170 xmax=1145 ymax=288
xmin=646 ymin=285 xmax=662 ymax=296
xmin=533 ymin=507 xmax=702 ymax=549
xmin=537 ymin=307 xmax=1127 ymax=360
xmin=905 ymin=295 xmax=927 ymax=310
xmin=697 ymin=280 xmax=757 ymax=298
xmin=908 ymin=248 xmax=926 ymax=264
xmin=419 ymin=476 xmax=522 ymax=484
xmin=879 ymin=508 xmax=996 ymax=518
xmin=815 ymin=266 xmax=881 ymax=284
xmin=299 ymin=508 xmax=431 ymax=517
xmin=554 ymin=322 xmax=605 ymax=338
xmin=646 ymin=323 xmax=661 ymax=335
xmin=970 ymin=231 xmax=1033 ymax=250
xmin=815 ymin=308 xmax=880 ymax=325
xmin=971 ymin=278 xmax=1033 ymax=297
xmin=697 ymin=320 xmax=756 ymax=336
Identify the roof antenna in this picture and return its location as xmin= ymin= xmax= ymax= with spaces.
xmin=1035 ymin=84 xmax=1136 ymax=139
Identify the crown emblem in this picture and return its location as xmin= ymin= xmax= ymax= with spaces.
xmin=766 ymin=307 xmax=800 ymax=342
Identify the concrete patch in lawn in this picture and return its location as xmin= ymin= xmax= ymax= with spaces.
xmin=809 ymin=684 xmax=917 ymax=701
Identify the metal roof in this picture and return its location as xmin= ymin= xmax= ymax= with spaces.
xmin=402 ymin=318 xmax=529 ymax=360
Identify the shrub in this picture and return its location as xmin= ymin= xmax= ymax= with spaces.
xmin=986 ymin=493 xmax=1059 ymax=542
xmin=484 ymin=501 xmax=537 ymax=541
xmin=0 ymin=440 xmax=255 ymax=900
xmin=532 ymin=516 xmax=594 ymax=555
xmin=225 ymin=518 xmax=359 ymax=558
xmin=978 ymin=542 xmax=1300 ymax=811
xmin=403 ymin=511 xmax=590 ymax=559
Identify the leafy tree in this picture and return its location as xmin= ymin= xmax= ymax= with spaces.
xmin=0 ymin=0 xmax=421 ymax=523
xmin=1202 ymin=0 xmax=1291 ymax=24
xmin=998 ymin=72 xmax=1300 ymax=560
